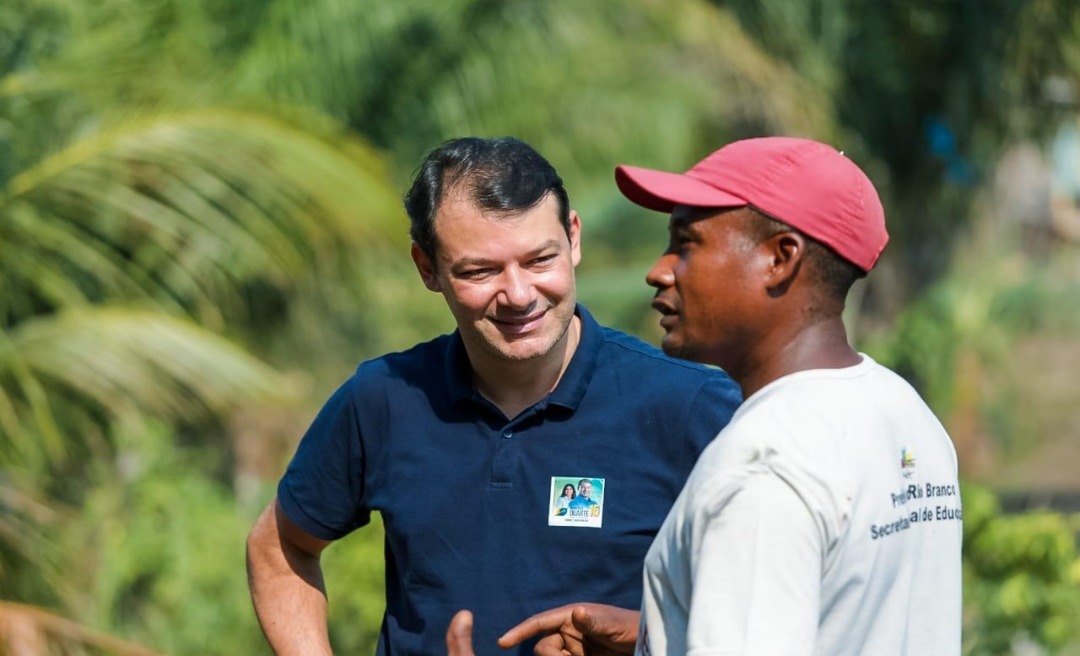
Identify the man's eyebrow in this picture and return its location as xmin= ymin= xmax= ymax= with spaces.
xmin=450 ymin=240 xmax=563 ymax=270
xmin=450 ymin=257 xmax=494 ymax=270
xmin=525 ymin=239 xmax=562 ymax=255
xmin=668 ymin=218 xmax=697 ymax=234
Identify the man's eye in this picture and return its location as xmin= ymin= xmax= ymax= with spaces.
xmin=670 ymin=235 xmax=692 ymax=252
xmin=529 ymin=254 xmax=557 ymax=266
xmin=459 ymin=269 xmax=492 ymax=280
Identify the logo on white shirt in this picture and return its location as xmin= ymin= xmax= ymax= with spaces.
xmin=900 ymin=448 xmax=916 ymax=478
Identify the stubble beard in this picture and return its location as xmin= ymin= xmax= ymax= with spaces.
xmin=481 ymin=302 xmax=575 ymax=363
xmin=660 ymin=330 xmax=710 ymax=366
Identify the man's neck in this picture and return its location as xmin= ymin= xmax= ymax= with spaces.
xmin=470 ymin=315 xmax=582 ymax=420
xmin=736 ymin=316 xmax=860 ymax=399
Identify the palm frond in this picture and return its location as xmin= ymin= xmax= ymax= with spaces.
xmin=0 ymin=480 xmax=65 ymax=597
xmin=0 ymin=601 xmax=164 ymax=656
xmin=0 ymin=307 xmax=301 ymax=465
xmin=2 ymin=107 xmax=404 ymax=326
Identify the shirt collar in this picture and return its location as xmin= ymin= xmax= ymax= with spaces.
xmin=443 ymin=304 xmax=601 ymax=412
xmin=445 ymin=330 xmax=475 ymax=405
xmin=547 ymin=304 xmax=600 ymax=410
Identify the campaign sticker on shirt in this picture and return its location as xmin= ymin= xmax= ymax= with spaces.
xmin=548 ymin=476 xmax=605 ymax=528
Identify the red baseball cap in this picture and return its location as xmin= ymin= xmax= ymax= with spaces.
xmin=615 ymin=137 xmax=888 ymax=272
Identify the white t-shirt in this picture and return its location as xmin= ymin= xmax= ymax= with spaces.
xmin=637 ymin=355 xmax=962 ymax=656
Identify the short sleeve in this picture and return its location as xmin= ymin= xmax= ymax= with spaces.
xmin=684 ymin=372 xmax=743 ymax=449
xmin=277 ymin=377 xmax=370 ymax=540
xmin=686 ymin=471 xmax=822 ymax=655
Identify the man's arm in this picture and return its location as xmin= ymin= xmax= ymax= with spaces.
xmin=683 ymin=471 xmax=822 ymax=654
xmin=246 ymin=497 xmax=334 ymax=655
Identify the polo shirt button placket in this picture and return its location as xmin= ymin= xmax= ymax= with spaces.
xmin=490 ymin=424 xmax=518 ymax=488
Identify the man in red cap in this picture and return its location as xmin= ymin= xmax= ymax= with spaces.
xmin=480 ymin=137 xmax=962 ymax=655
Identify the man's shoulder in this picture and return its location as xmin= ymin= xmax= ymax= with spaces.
xmin=352 ymin=333 xmax=454 ymax=384
xmin=594 ymin=323 xmax=715 ymax=375
xmin=591 ymin=322 xmax=739 ymax=396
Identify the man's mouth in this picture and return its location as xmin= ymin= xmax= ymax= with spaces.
xmin=651 ymin=298 xmax=679 ymax=330
xmin=651 ymin=298 xmax=678 ymax=317
xmin=490 ymin=309 xmax=547 ymax=334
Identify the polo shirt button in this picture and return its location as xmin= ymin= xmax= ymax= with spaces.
xmin=502 ymin=429 xmax=513 ymax=439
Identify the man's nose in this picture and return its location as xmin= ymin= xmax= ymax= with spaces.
xmin=498 ymin=268 xmax=535 ymax=309
xmin=645 ymin=254 xmax=675 ymax=289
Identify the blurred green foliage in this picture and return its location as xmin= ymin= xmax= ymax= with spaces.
xmin=57 ymin=422 xmax=271 ymax=655
xmin=962 ymin=483 xmax=1080 ymax=654
xmin=2 ymin=0 xmax=1080 ymax=653
xmin=321 ymin=521 xmax=386 ymax=655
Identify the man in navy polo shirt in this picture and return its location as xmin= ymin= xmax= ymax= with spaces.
xmin=245 ymin=137 xmax=741 ymax=655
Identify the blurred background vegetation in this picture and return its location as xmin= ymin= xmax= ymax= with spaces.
xmin=1 ymin=0 xmax=1079 ymax=654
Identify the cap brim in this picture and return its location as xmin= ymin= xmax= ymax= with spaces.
xmin=615 ymin=165 xmax=747 ymax=213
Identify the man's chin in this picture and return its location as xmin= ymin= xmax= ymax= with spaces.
xmin=660 ymin=336 xmax=701 ymax=364
xmin=490 ymin=335 xmax=555 ymax=362
xmin=497 ymin=348 xmax=546 ymax=362
xmin=659 ymin=334 xmax=681 ymax=357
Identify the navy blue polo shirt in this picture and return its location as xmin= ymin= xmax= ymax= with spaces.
xmin=278 ymin=305 xmax=741 ymax=655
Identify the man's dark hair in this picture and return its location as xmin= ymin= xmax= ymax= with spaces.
xmin=403 ymin=137 xmax=571 ymax=264
xmin=744 ymin=207 xmax=865 ymax=303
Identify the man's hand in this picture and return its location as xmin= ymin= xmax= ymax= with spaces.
xmin=446 ymin=610 xmax=476 ymax=656
xmin=498 ymin=603 xmax=639 ymax=656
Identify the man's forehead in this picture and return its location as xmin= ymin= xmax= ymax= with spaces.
xmin=436 ymin=189 xmax=489 ymax=218
xmin=669 ymin=204 xmax=747 ymax=229
xmin=435 ymin=192 xmax=563 ymax=232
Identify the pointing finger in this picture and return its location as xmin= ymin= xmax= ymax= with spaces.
xmin=498 ymin=604 xmax=578 ymax=647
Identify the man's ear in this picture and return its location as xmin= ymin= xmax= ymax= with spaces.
xmin=763 ymin=231 xmax=806 ymax=293
xmin=411 ymin=242 xmax=442 ymax=292
xmin=568 ymin=210 xmax=582 ymax=267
